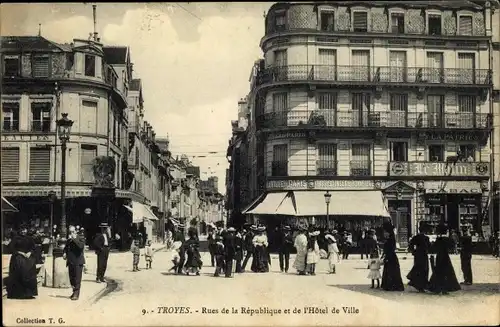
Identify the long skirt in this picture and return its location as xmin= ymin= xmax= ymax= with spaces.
xmin=251 ymin=246 xmax=269 ymax=273
xmin=407 ymin=252 xmax=430 ymax=291
xmin=6 ymin=253 xmax=38 ymax=299
xmin=427 ymin=253 xmax=461 ymax=293
xmin=293 ymin=249 xmax=307 ymax=273
xmin=381 ymin=253 xmax=405 ymax=291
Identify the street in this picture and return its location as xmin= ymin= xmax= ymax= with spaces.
xmin=4 ymin=249 xmax=499 ymax=326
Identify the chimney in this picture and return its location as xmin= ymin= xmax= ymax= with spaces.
xmin=92 ymin=5 xmax=99 ymax=41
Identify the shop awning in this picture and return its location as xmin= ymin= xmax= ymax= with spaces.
xmin=2 ymin=196 xmax=18 ymax=213
xmin=243 ymin=192 xmax=289 ymax=215
xmin=275 ymin=192 xmax=297 ymax=216
xmin=124 ymin=201 xmax=159 ymax=223
xmin=293 ymin=191 xmax=390 ymax=217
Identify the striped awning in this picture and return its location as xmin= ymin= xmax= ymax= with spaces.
xmin=243 ymin=192 xmax=289 ymax=215
xmin=124 ymin=201 xmax=159 ymax=223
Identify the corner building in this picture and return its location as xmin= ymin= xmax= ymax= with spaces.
xmin=244 ymin=1 xmax=498 ymax=248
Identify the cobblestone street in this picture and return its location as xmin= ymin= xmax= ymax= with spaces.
xmin=4 ymin=249 xmax=499 ymax=326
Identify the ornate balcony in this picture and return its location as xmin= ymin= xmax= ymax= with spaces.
xmin=256 ymin=65 xmax=492 ymax=88
xmin=317 ymin=160 xmax=338 ymax=176
xmin=258 ymin=110 xmax=491 ymax=130
xmin=271 ymin=161 xmax=288 ymax=177
xmin=350 ymin=160 xmax=371 ymax=176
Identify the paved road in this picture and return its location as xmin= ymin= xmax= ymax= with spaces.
xmin=4 ymin=250 xmax=499 ymax=326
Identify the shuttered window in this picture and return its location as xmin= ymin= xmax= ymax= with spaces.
xmin=29 ymin=148 xmax=51 ymax=182
xmin=2 ymin=102 xmax=20 ymax=131
xmin=81 ymin=100 xmax=98 ymax=134
xmin=353 ymin=11 xmax=368 ymax=32
xmin=81 ymin=145 xmax=97 ymax=182
xmin=318 ymin=92 xmax=337 ymax=110
xmin=351 ymin=144 xmax=370 ymax=176
xmin=272 ymin=144 xmax=288 ymax=176
xmin=32 ymin=55 xmax=50 ymax=78
xmin=317 ymin=144 xmax=337 ymax=176
xmin=31 ymin=102 xmax=52 ymax=132
xmin=458 ymin=95 xmax=475 ymax=113
xmin=1 ymin=148 xmax=20 ymax=182
xmin=459 ymin=15 xmax=473 ymax=35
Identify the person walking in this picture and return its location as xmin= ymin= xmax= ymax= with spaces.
xmin=234 ymin=228 xmax=244 ymax=273
xmin=183 ymin=229 xmax=202 ymax=276
xmin=93 ymin=223 xmax=111 ymax=283
xmin=241 ymin=225 xmax=255 ymax=272
xmin=145 ymin=240 xmax=153 ymax=269
xmin=459 ymin=227 xmax=473 ymax=285
xmin=172 ymin=225 xmax=186 ymax=274
xmin=325 ymin=231 xmax=341 ymax=274
xmin=63 ymin=225 xmax=86 ymax=300
xmin=278 ymin=226 xmax=293 ymax=273
xmin=213 ymin=235 xmax=225 ymax=277
xmin=342 ymin=232 xmax=353 ymax=260
xmin=406 ymin=226 xmax=431 ymax=293
xmin=306 ymin=231 xmax=320 ymax=275
xmin=131 ymin=238 xmax=141 ymax=272
xmin=223 ymin=227 xmax=237 ymax=277
xmin=207 ymin=228 xmax=216 ymax=267
xmin=293 ymin=225 xmax=308 ymax=275
xmin=380 ymin=222 xmax=405 ymax=292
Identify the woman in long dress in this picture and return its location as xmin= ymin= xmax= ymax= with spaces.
xmin=251 ymin=226 xmax=269 ymax=273
xmin=6 ymin=226 xmax=38 ymax=299
xmin=380 ymin=222 xmax=405 ymax=291
xmin=306 ymin=231 xmax=320 ymax=275
xmin=407 ymin=226 xmax=431 ymax=292
xmin=183 ymin=229 xmax=202 ymax=275
xmin=293 ymin=227 xmax=308 ymax=275
xmin=427 ymin=224 xmax=461 ymax=294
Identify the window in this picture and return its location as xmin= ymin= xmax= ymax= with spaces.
xmin=317 ymin=92 xmax=337 ymax=126
xmin=353 ymin=11 xmax=368 ymax=32
xmin=428 ymin=144 xmax=444 ymax=162
xmin=458 ymin=95 xmax=475 ymax=128
xmin=390 ymin=141 xmax=408 ymax=162
xmin=81 ymin=100 xmax=98 ymax=134
xmin=427 ymin=95 xmax=444 ymax=128
xmin=458 ymin=15 xmax=473 ymax=35
xmin=350 ymin=144 xmax=370 ymax=176
xmin=458 ymin=144 xmax=475 ymax=162
xmin=389 ymin=94 xmax=408 ymax=127
xmin=32 ymin=54 xmax=49 ymax=78
xmin=2 ymin=102 xmax=19 ymax=131
xmin=320 ymin=11 xmax=335 ymax=31
xmin=31 ymin=102 xmax=52 ymax=132
xmin=272 ymin=92 xmax=288 ymax=126
xmin=81 ymin=145 xmax=97 ymax=182
xmin=317 ymin=144 xmax=337 ymax=176
xmin=1 ymin=147 xmax=20 ymax=182
xmin=112 ymin=115 xmax=117 ymax=144
xmin=29 ymin=147 xmax=51 ymax=182
xmin=352 ymin=93 xmax=370 ymax=126
xmin=85 ymin=55 xmax=96 ymax=77
xmin=391 ymin=13 xmax=405 ymax=33
xmin=272 ymin=144 xmax=288 ymax=176
xmin=275 ymin=11 xmax=286 ymax=31
xmin=3 ymin=55 xmax=20 ymax=77
xmin=428 ymin=14 xmax=442 ymax=35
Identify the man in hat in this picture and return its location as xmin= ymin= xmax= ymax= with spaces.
xmin=278 ymin=226 xmax=293 ymax=273
xmin=234 ymin=228 xmax=244 ymax=273
xmin=241 ymin=225 xmax=256 ymax=272
xmin=64 ymin=225 xmax=85 ymax=300
xmin=459 ymin=227 xmax=473 ymax=285
xmin=93 ymin=223 xmax=111 ymax=283
xmin=223 ymin=227 xmax=237 ymax=277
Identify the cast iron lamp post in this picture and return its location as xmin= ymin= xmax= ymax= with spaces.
xmin=324 ymin=191 xmax=332 ymax=229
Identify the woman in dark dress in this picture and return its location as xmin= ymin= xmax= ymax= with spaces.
xmin=427 ymin=224 xmax=461 ymax=294
xmin=251 ymin=226 xmax=269 ymax=273
xmin=183 ymin=229 xmax=202 ymax=276
xmin=6 ymin=226 xmax=38 ymax=299
xmin=407 ymin=226 xmax=431 ymax=292
xmin=380 ymin=222 xmax=405 ymax=291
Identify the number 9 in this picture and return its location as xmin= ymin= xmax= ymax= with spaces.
xmin=142 ymin=309 xmax=146 ymax=315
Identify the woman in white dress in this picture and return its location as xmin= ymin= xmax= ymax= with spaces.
xmin=306 ymin=231 xmax=320 ymax=275
xmin=293 ymin=226 xmax=308 ymax=275
xmin=251 ymin=226 xmax=269 ymax=272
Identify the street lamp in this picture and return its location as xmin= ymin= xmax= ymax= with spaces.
xmin=324 ymin=191 xmax=332 ymax=229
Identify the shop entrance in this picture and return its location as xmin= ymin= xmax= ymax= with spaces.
xmin=388 ymin=200 xmax=412 ymax=248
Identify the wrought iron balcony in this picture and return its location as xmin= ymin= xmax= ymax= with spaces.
xmin=257 ymin=65 xmax=491 ymax=87
xmin=316 ymin=160 xmax=338 ymax=176
xmin=258 ymin=110 xmax=491 ymax=130
xmin=271 ymin=161 xmax=288 ymax=177
xmin=350 ymin=160 xmax=371 ymax=176
xmin=2 ymin=120 xmax=19 ymax=132
xmin=31 ymin=120 xmax=51 ymax=132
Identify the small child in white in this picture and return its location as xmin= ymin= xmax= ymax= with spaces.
xmin=367 ymin=255 xmax=383 ymax=289
xmin=145 ymin=240 xmax=153 ymax=269
xmin=325 ymin=232 xmax=340 ymax=274
xmin=168 ymin=241 xmax=182 ymax=273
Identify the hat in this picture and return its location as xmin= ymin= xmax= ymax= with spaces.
xmin=309 ymin=231 xmax=320 ymax=237
xmin=283 ymin=226 xmax=291 ymax=231
xmin=257 ymin=226 xmax=266 ymax=232
xmin=250 ymin=225 xmax=257 ymax=231
xmin=99 ymin=222 xmax=109 ymax=228
xmin=227 ymin=227 xmax=236 ymax=232
xmin=332 ymin=230 xmax=338 ymax=234
xmin=325 ymin=234 xmax=336 ymax=242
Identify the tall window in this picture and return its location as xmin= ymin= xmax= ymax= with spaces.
xmin=272 ymin=92 xmax=288 ymax=126
xmin=458 ymin=15 xmax=473 ymax=35
xmin=389 ymin=94 xmax=408 ymax=127
xmin=350 ymin=144 xmax=370 ymax=176
xmin=390 ymin=141 xmax=408 ymax=162
xmin=32 ymin=54 xmax=49 ymax=78
xmin=320 ymin=11 xmax=335 ymax=31
xmin=458 ymin=144 xmax=476 ymax=161
xmin=2 ymin=102 xmax=19 ymax=131
xmin=391 ymin=13 xmax=405 ymax=33
xmin=272 ymin=144 xmax=288 ymax=176
xmin=353 ymin=11 xmax=368 ymax=32
xmin=317 ymin=92 xmax=337 ymax=126
xmin=275 ymin=11 xmax=286 ymax=31
xmin=458 ymin=95 xmax=475 ymax=128
xmin=3 ymin=55 xmax=20 ymax=77
xmin=81 ymin=145 xmax=97 ymax=182
xmin=317 ymin=144 xmax=337 ymax=176
xmin=1 ymin=147 xmax=20 ymax=182
xmin=31 ymin=102 xmax=52 ymax=132
xmin=428 ymin=14 xmax=442 ymax=35
xmin=427 ymin=95 xmax=444 ymax=128
xmin=29 ymin=147 xmax=51 ymax=182
xmin=81 ymin=100 xmax=98 ymax=134
xmin=428 ymin=144 xmax=444 ymax=162
xmin=85 ymin=55 xmax=96 ymax=77
xmin=352 ymin=93 xmax=370 ymax=126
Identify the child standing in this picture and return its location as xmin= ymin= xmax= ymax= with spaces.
xmin=367 ymin=251 xmax=382 ymax=289
xmin=131 ymin=239 xmax=141 ymax=272
xmin=325 ymin=232 xmax=340 ymax=274
xmin=306 ymin=231 xmax=320 ymax=276
xmin=214 ymin=236 xmax=225 ymax=277
xmin=145 ymin=240 xmax=153 ymax=269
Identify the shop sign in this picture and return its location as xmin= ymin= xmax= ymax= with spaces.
xmin=424 ymin=181 xmax=482 ymax=194
xmin=422 ymin=132 xmax=479 ymax=141
xmin=266 ymin=179 xmax=376 ymax=190
xmin=389 ymin=162 xmax=489 ymax=177
xmin=2 ymin=134 xmax=51 ymax=142
xmin=268 ymin=132 xmax=306 ymax=140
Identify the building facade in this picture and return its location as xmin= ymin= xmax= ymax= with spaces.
xmin=241 ymin=1 xmax=498 ymax=247
xmin=491 ymin=3 xmax=500 ymax=234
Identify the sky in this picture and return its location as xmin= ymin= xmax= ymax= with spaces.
xmin=1 ymin=2 xmax=272 ymax=194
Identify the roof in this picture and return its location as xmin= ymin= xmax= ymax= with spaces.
xmin=1 ymin=36 xmax=67 ymax=52
xmin=130 ymin=79 xmax=142 ymax=91
xmin=278 ymin=0 xmax=487 ymax=9
xmin=103 ymin=46 xmax=129 ymax=65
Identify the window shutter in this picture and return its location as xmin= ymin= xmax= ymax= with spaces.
xmin=353 ymin=12 xmax=368 ymax=31
xmin=95 ymin=56 xmax=102 ymax=79
xmin=75 ymin=52 xmax=84 ymax=75
xmin=1 ymin=148 xmax=20 ymax=182
xmin=32 ymin=55 xmax=49 ymax=78
xmin=29 ymin=148 xmax=51 ymax=182
xmin=81 ymin=146 xmax=97 ymax=182
xmin=459 ymin=16 xmax=472 ymax=35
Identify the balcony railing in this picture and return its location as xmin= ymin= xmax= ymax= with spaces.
xmin=31 ymin=120 xmax=51 ymax=132
xmin=317 ymin=160 xmax=338 ymax=176
xmin=2 ymin=120 xmax=19 ymax=132
xmin=259 ymin=110 xmax=490 ymax=129
xmin=257 ymin=65 xmax=491 ymax=86
xmin=271 ymin=161 xmax=288 ymax=177
xmin=350 ymin=160 xmax=371 ymax=176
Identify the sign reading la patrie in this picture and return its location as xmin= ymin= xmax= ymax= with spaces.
xmin=266 ymin=179 xmax=376 ymax=190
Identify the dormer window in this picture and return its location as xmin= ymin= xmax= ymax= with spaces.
xmin=32 ymin=54 xmax=49 ymax=78
xmin=85 ymin=54 xmax=95 ymax=77
xmin=353 ymin=11 xmax=368 ymax=32
xmin=275 ymin=11 xmax=286 ymax=31
xmin=428 ymin=14 xmax=442 ymax=35
xmin=458 ymin=15 xmax=473 ymax=35
xmin=3 ymin=55 xmax=20 ymax=77
xmin=320 ymin=11 xmax=335 ymax=32
xmin=391 ymin=13 xmax=405 ymax=34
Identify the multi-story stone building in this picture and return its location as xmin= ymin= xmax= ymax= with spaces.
xmin=491 ymin=3 xmax=500 ymax=234
xmin=242 ymin=1 xmax=498 ymax=247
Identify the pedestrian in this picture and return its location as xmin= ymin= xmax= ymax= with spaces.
xmin=63 ymin=225 xmax=86 ymax=300
xmin=241 ymin=225 xmax=256 ymax=272
xmin=93 ymin=223 xmax=111 ymax=283
xmin=450 ymin=229 xmax=459 ymax=254
xmin=131 ymin=238 xmax=141 ymax=272
xmin=380 ymin=222 xmax=405 ymax=291
xmin=360 ymin=228 xmax=369 ymax=259
xmin=367 ymin=254 xmax=382 ymax=289
xmin=306 ymin=230 xmax=320 ymax=275
xmin=183 ymin=229 xmax=202 ymax=276
xmin=325 ymin=231 xmax=340 ymax=274
xmin=234 ymin=228 xmax=244 ymax=273
xmin=293 ymin=225 xmax=308 ymax=275
xmin=145 ymin=240 xmax=153 ymax=269
xmin=223 ymin=227 xmax=237 ymax=277
xmin=459 ymin=227 xmax=473 ymax=285
xmin=251 ymin=226 xmax=270 ymax=273
xmin=342 ymin=232 xmax=353 ymax=260
xmin=278 ymin=226 xmax=293 ymax=273
xmin=406 ymin=225 xmax=431 ymax=293
xmin=168 ymin=241 xmax=182 ymax=273
xmin=207 ymin=226 xmax=216 ymax=266
xmin=172 ymin=225 xmax=186 ymax=274
xmin=213 ymin=235 xmax=225 ymax=277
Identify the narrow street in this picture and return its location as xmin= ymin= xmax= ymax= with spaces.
xmin=4 ymin=250 xmax=499 ymax=326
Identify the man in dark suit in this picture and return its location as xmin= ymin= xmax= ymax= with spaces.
xmin=278 ymin=226 xmax=293 ymax=273
xmin=459 ymin=227 xmax=473 ymax=285
xmin=93 ymin=223 xmax=111 ymax=283
xmin=64 ymin=225 xmax=86 ymax=300
xmin=172 ymin=225 xmax=186 ymax=274
xmin=241 ymin=226 xmax=255 ymax=272
xmin=223 ymin=227 xmax=237 ymax=277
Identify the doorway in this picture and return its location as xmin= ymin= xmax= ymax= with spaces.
xmin=388 ymin=200 xmax=412 ymax=248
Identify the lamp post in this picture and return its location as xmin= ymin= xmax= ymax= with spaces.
xmin=324 ymin=191 xmax=332 ymax=229
xmin=52 ymin=113 xmax=73 ymax=288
